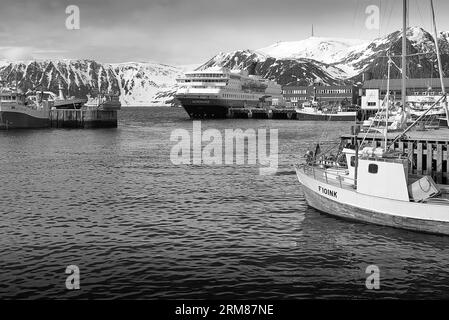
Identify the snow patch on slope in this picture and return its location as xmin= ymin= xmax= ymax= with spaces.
xmin=111 ymin=62 xmax=183 ymax=106
xmin=257 ymin=37 xmax=368 ymax=64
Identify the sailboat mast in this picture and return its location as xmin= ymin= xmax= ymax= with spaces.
xmin=430 ymin=0 xmax=448 ymax=127
xmin=401 ymin=0 xmax=407 ymax=111
xmin=385 ymin=56 xmax=392 ymax=150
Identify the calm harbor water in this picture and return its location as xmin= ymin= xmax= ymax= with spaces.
xmin=1 ymin=107 xmax=449 ymax=299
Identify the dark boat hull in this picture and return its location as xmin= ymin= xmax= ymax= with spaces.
xmin=177 ymin=97 xmax=260 ymax=119
xmin=0 ymin=111 xmax=50 ymax=129
xmin=182 ymin=104 xmax=229 ymax=119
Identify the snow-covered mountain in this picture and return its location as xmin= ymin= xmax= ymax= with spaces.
xmin=199 ymin=50 xmax=349 ymax=86
xmin=257 ymin=37 xmax=367 ymax=65
xmin=1 ymin=27 xmax=448 ymax=106
xmin=199 ymin=26 xmax=449 ymax=86
xmin=112 ymin=62 xmax=182 ymax=106
xmin=0 ymin=59 xmax=184 ymax=106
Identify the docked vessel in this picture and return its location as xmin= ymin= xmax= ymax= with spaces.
xmin=296 ymin=100 xmax=358 ymax=121
xmin=85 ymin=93 xmax=121 ymax=110
xmin=0 ymin=87 xmax=52 ymax=129
xmin=47 ymin=84 xmax=86 ymax=109
xmin=295 ymin=146 xmax=449 ymax=235
xmin=295 ymin=0 xmax=449 ymax=236
xmin=175 ymin=67 xmax=283 ymax=119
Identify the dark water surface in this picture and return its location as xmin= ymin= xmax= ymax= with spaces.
xmin=1 ymin=107 xmax=449 ymax=299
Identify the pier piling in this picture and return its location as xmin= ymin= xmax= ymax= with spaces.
xmin=49 ymin=109 xmax=118 ymax=128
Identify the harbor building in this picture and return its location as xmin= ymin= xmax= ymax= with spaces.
xmin=361 ymin=78 xmax=449 ymax=117
xmin=282 ymin=85 xmax=359 ymax=107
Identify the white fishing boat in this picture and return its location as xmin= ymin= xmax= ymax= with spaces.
xmin=295 ymin=145 xmax=449 ymax=234
xmin=296 ymin=100 xmax=357 ymax=121
xmin=295 ymin=0 xmax=449 ymax=235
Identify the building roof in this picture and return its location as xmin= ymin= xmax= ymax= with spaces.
xmin=363 ymin=78 xmax=449 ymax=90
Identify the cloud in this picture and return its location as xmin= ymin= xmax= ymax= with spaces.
xmin=1 ymin=0 xmax=449 ymax=65
xmin=0 ymin=46 xmax=67 ymax=61
xmin=0 ymin=47 xmax=35 ymax=61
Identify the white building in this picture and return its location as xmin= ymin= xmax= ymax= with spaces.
xmin=361 ymin=78 xmax=449 ymax=110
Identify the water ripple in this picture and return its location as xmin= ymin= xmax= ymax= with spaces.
xmin=1 ymin=107 xmax=448 ymax=299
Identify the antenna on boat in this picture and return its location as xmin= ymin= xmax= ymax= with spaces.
xmin=430 ymin=0 xmax=448 ymax=128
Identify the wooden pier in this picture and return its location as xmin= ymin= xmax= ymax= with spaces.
xmin=49 ymin=109 xmax=118 ymax=128
xmin=341 ymin=128 xmax=449 ymax=184
xmin=228 ymin=108 xmax=299 ymax=119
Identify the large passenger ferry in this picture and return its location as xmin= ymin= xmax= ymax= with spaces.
xmin=175 ymin=67 xmax=284 ymax=118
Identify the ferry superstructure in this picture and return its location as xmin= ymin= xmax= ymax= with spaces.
xmin=175 ymin=67 xmax=283 ymax=118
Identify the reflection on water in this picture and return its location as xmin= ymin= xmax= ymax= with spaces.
xmin=1 ymin=107 xmax=448 ymax=299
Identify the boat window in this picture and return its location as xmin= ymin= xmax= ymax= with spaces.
xmin=350 ymin=156 xmax=355 ymax=167
xmin=368 ymin=164 xmax=378 ymax=174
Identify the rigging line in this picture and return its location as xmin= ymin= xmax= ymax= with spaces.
xmin=360 ymin=108 xmax=383 ymax=146
xmin=317 ymin=110 xmax=332 ymax=147
xmin=379 ymin=0 xmax=382 ymax=38
xmin=389 ymin=59 xmax=404 ymax=75
xmin=319 ymin=140 xmax=341 ymax=156
xmin=388 ymin=93 xmax=447 ymax=148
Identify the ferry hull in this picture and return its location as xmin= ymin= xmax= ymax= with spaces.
xmin=295 ymin=167 xmax=449 ymax=236
xmin=177 ymin=97 xmax=260 ymax=119
xmin=0 ymin=111 xmax=50 ymax=129
xmin=182 ymin=104 xmax=229 ymax=119
xmin=296 ymin=111 xmax=357 ymax=121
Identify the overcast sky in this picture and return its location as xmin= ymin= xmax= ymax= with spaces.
xmin=1 ymin=0 xmax=449 ymax=65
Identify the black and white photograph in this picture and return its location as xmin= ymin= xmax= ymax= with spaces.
xmin=1 ymin=0 xmax=449 ymax=311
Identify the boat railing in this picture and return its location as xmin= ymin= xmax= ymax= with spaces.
xmin=298 ymin=163 xmax=356 ymax=189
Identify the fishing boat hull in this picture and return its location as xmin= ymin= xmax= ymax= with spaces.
xmin=295 ymin=166 xmax=449 ymax=235
xmin=0 ymin=108 xmax=50 ymax=129
xmin=296 ymin=110 xmax=357 ymax=121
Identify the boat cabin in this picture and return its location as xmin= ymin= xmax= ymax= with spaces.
xmin=341 ymin=147 xmax=440 ymax=202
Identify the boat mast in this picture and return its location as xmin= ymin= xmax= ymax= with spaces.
xmin=401 ymin=0 xmax=407 ymax=113
xmin=385 ymin=55 xmax=392 ymax=150
xmin=430 ymin=0 xmax=448 ymax=127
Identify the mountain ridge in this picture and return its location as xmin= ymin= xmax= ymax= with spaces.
xmin=1 ymin=27 xmax=448 ymax=106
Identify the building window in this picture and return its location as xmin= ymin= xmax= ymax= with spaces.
xmin=368 ymin=164 xmax=378 ymax=174
xmin=367 ymin=102 xmax=376 ymax=106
